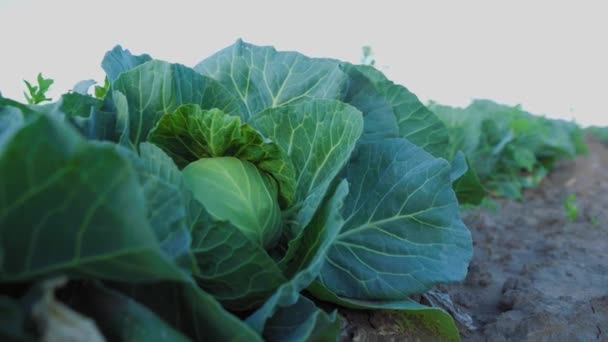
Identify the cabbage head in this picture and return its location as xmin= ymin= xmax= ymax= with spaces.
xmin=183 ymin=156 xmax=282 ymax=249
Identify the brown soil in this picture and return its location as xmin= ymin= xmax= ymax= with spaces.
xmin=341 ymin=138 xmax=608 ymax=341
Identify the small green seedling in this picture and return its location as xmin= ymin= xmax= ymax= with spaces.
xmin=590 ymin=216 xmax=600 ymax=228
xmin=563 ymin=193 xmax=578 ymax=222
xmin=483 ymin=197 xmax=500 ymax=213
xmin=23 ymin=73 xmax=54 ymax=104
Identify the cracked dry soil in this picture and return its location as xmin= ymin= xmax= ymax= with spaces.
xmin=340 ymin=138 xmax=608 ymax=341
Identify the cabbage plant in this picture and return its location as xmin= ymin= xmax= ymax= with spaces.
xmin=430 ymin=100 xmax=587 ymax=199
xmin=0 ymin=40 xmax=473 ymax=341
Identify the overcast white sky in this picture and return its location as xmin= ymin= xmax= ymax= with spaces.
xmin=1 ymin=0 xmax=606 ymax=126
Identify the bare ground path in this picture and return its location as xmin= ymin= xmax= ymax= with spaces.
xmin=448 ymin=137 xmax=608 ymax=341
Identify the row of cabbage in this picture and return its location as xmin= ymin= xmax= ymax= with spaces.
xmin=429 ymin=100 xmax=587 ymax=200
xmin=0 ymin=40 xmax=588 ymax=342
xmin=586 ymin=126 xmax=608 ymax=145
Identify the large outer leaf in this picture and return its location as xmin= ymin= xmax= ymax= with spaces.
xmin=450 ymin=152 xmax=485 ymax=205
xmin=263 ymin=296 xmax=340 ymax=342
xmin=72 ymin=79 xmax=97 ymax=95
xmin=0 ymin=115 xmax=183 ymax=282
xmin=194 ymin=39 xmax=347 ymax=119
xmin=112 ymin=60 xmax=240 ymax=147
xmin=113 ymin=90 xmax=132 ymax=147
xmin=352 ymin=65 xmax=450 ymax=159
xmin=51 ymin=92 xmax=118 ymax=142
xmin=429 ymin=102 xmax=484 ymax=160
xmin=29 ymin=92 xmax=116 ymax=143
xmin=118 ymin=142 xmax=191 ymax=260
xmin=149 ymin=105 xmax=296 ymax=206
xmin=59 ymin=92 xmax=102 ymax=118
xmin=101 ymin=45 xmax=152 ymax=82
xmin=0 ymin=296 xmax=34 ymax=341
xmin=307 ymin=283 xmax=460 ymax=342
xmin=251 ymin=100 xmax=363 ymax=231
xmin=61 ymin=282 xmax=190 ymax=342
xmin=318 ymin=139 xmax=472 ymax=299
xmin=182 ymin=284 xmax=262 ymax=341
xmin=109 ymin=282 xmax=262 ymax=341
xmin=342 ymin=65 xmax=449 ymax=158
xmin=185 ymin=190 xmax=286 ymax=311
xmin=0 ymin=100 xmax=26 ymax=146
xmin=340 ymin=65 xmax=399 ymax=142
xmin=44 ymin=91 xmax=117 ymax=142
xmin=246 ymin=180 xmax=348 ymax=335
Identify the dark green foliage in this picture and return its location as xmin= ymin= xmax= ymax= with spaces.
xmin=430 ymin=100 xmax=588 ymax=200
